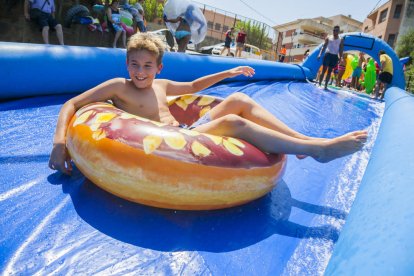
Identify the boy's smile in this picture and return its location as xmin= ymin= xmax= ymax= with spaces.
xmin=127 ymin=50 xmax=163 ymax=88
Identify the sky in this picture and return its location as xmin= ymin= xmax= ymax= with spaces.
xmin=195 ymin=0 xmax=389 ymax=27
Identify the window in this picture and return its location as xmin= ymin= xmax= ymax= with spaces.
xmin=394 ymin=4 xmax=402 ymax=18
xmin=223 ymin=26 xmax=229 ymax=32
xmin=379 ymin=9 xmax=388 ymax=23
xmin=387 ymin=34 xmax=396 ymax=47
xmin=207 ymin=21 xmax=213 ymax=29
xmin=215 ymin=23 xmax=221 ymax=31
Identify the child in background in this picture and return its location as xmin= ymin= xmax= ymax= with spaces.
xmin=336 ymin=53 xmax=346 ymax=87
xmin=106 ymin=0 xmax=127 ymax=48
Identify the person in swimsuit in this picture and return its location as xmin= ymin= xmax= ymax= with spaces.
xmin=336 ymin=53 xmax=347 ymax=87
xmin=49 ymin=33 xmax=368 ymax=175
xmin=317 ymin=25 xmax=344 ymax=90
xmin=106 ymin=0 xmax=127 ymax=48
xmin=164 ymin=16 xmax=191 ymax=52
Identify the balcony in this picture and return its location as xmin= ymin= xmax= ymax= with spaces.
xmin=297 ymin=32 xmax=325 ymax=44
xmin=299 ymin=19 xmax=332 ymax=34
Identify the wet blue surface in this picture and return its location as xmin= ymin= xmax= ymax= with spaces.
xmin=0 ymin=81 xmax=383 ymax=275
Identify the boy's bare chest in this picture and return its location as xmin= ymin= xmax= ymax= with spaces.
xmin=113 ymin=90 xmax=169 ymax=120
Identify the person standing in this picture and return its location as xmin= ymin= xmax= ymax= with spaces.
xmin=24 ymin=0 xmax=64 ymax=45
xmin=220 ymin=27 xmax=235 ymax=56
xmin=351 ymin=52 xmax=365 ymax=90
xmin=373 ymin=50 xmax=393 ymax=100
xmin=133 ymin=0 xmax=146 ymax=32
xmin=317 ymin=25 xmax=344 ymax=90
xmin=235 ymin=27 xmax=246 ymax=58
xmin=303 ymin=49 xmax=310 ymax=61
xmin=279 ymin=45 xmax=287 ymax=62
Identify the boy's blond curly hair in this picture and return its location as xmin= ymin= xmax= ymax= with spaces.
xmin=127 ymin=33 xmax=165 ymax=65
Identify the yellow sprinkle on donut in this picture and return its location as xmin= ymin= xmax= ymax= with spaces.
xmin=203 ymin=134 xmax=223 ymax=145
xmin=223 ymin=139 xmax=244 ymax=156
xmin=227 ymin=137 xmax=245 ymax=148
xmin=164 ymin=133 xmax=187 ymax=150
xmin=73 ymin=110 xmax=94 ymax=126
xmin=119 ymin=113 xmax=149 ymax=122
xmin=191 ymin=141 xmax=211 ymax=157
xmin=199 ymin=106 xmax=211 ymax=118
xmin=197 ymin=96 xmax=215 ymax=106
xmin=151 ymin=121 xmax=167 ymax=127
xmin=182 ymin=95 xmax=198 ymax=104
xmin=179 ymin=129 xmax=199 ymax=137
xmin=175 ymin=99 xmax=189 ymax=110
xmin=92 ymin=129 xmax=106 ymax=140
xmin=95 ymin=113 xmax=117 ymax=124
xmin=143 ymin=135 xmax=163 ymax=154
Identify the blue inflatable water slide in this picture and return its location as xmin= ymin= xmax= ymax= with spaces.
xmin=1 ymin=33 xmax=413 ymax=275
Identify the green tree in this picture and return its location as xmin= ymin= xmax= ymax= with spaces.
xmin=235 ymin=20 xmax=270 ymax=50
xmin=142 ymin=0 xmax=158 ymax=22
xmin=396 ymin=28 xmax=414 ymax=92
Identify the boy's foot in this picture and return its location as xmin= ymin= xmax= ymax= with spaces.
xmin=314 ymin=130 xmax=368 ymax=163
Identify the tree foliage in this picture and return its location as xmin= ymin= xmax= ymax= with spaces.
xmin=235 ymin=20 xmax=270 ymax=50
xmin=396 ymin=28 xmax=414 ymax=61
xmin=396 ymin=28 xmax=414 ymax=92
xmin=142 ymin=0 xmax=163 ymax=22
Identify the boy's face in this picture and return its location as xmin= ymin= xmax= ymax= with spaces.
xmin=127 ymin=50 xmax=163 ymax=89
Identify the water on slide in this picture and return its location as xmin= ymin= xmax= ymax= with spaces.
xmin=0 ymin=81 xmax=383 ymax=275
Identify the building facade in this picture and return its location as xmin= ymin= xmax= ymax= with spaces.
xmin=361 ymin=0 xmax=406 ymax=48
xmin=274 ymin=15 xmax=362 ymax=63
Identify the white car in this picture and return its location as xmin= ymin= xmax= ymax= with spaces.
xmin=212 ymin=43 xmax=263 ymax=60
xmin=199 ymin=42 xmax=224 ymax=54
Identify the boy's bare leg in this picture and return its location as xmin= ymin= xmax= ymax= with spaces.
xmin=55 ymin=24 xmax=64 ymax=45
xmin=193 ymin=115 xmax=367 ymax=163
xmin=208 ymin=92 xmax=320 ymax=141
xmin=42 ymin=26 xmax=50 ymax=44
xmin=113 ymin=30 xmax=122 ymax=48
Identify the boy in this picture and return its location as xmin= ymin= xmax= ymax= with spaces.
xmin=49 ymin=33 xmax=367 ymax=175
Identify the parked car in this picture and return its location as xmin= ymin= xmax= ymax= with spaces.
xmin=199 ymin=42 xmax=224 ymax=54
xmin=211 ymin=43 xmax=262 ymax=60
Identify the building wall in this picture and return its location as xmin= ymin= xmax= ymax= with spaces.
xmin=274 ymin=15 xmax=362 ymax=63
xmin=362 ymin=0 xmax=405 ymax=48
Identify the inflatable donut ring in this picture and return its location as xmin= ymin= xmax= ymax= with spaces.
xmin=66 ymin=94 xmax=287 ymax=210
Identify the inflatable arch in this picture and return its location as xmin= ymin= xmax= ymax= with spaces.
xmin=303 ymin=32 xmax=405 ymax=89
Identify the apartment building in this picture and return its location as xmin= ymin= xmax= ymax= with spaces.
xmin=361 ymin=0 xmax=405 ymax=48
xmin=273 ymin=15 xmax=362 ymax=63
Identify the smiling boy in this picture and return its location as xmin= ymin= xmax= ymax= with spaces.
xmin=49 ymin=33 xmax=367 ymax=175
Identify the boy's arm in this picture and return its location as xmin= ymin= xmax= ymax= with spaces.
xmin=49 ymin=78 xmax=121 ymax=175
xmin=338 ymin=38 xmax=344 ymax=59
xmin=317 ymin=38 xmax=329 ymax=60
xmin=165 ymin=66 xmax=255 ymax=96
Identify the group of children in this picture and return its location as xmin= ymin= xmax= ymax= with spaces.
xmin=320 ymin=50 xmax=393 ymax=100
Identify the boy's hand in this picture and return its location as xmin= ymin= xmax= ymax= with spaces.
xmin=228 ymin=66 xmax=255 ymax=78
xmin=49 ymin=143 xmax=72 ymax=175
